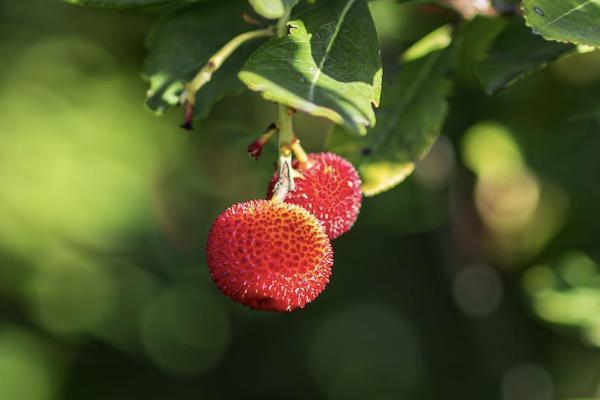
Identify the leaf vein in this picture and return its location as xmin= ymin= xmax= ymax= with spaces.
xmin=307 ymin=0 xmax=357 ymax=102
xmin=541 ymin=0 xmax=599 ymax=28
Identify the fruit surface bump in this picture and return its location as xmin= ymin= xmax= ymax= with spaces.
xmin=268 ymin=152 xmax=362 ymax=239
xmin=206 ymin=200 xmax=333 ymax=312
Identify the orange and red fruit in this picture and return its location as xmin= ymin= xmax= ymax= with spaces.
xmin=206 ymin=199 xmax=333 ymax=312
xmin=267 ymin=152 xmax=362 ymax=239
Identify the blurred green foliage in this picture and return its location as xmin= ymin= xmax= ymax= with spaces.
xmin=1 ymin=0 xmax=600 ymax=399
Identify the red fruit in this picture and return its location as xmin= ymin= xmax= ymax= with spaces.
xmin=206 ymin=200 xmax=333 ymax=312
xmin=267 ymin=152 xmax=362 ymax=239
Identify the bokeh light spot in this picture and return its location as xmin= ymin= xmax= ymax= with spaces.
xmin=0 ymin=327 xmax=62 ymax=400
xmin=453 ymin=264 xmax=503 ymax=317
xmin=522 ymin=252 xmax=600 ymax=348
xmin=140 ymin=286 xmax=230 ymax=376
xmin=462 ymin=122 xmax=524 ymax=180
xmin=414 ymin=135 xmax=456 ymax=190
xmin=502 ymin=363 xmax=553 ymax=400
xmin=475 ymin=170 xmax=541 ymax=234
xmin=308 ymin=304 xmax=423 ymax=400
xmin=27 ymin=247 xmax=117 ymax=337
xmin=522 ymin=265 xmax=556 ymax=295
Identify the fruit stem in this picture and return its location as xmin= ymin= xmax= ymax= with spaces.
xmin=248 ymin=123 xmax=277 ymax=160
xmin=270 ymin=5 xmax=297 ymax=202
xmin=274 ymin=104 xmax=295 ymax=196
xmin=291 ymin=136 xmax=309 ymax=168
xmin=270 ymin=158 xmax=292 ymax=203
xmin=180 ymin=27 xmax=275 ymax=130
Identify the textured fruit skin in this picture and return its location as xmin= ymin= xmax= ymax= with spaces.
xmin=206 ymin=200 xmax=333 ymax=312
xmin=267 ymin=152 xmax=362 ymax=240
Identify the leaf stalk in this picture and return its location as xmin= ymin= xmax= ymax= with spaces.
xmin=276 ymin=6 xmax=292 ymax=37
xmin=180 ymin=26 xmax=275 ymax=130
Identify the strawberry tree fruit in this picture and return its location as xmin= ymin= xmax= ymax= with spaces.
xmin=206 ymin=199 xmax=333 ymax=312
xmin=267 ymin=152 xmax=362 ymax=240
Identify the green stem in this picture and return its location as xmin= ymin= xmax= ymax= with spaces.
xmin=271 ymin=104 xmax=295 ymax=201
xmin=276 ymin=7 xmax=292 ymax=37
xmin=183 ymin=27 xmax=275 ymax=105
xmin=270 ymin=7 xmax=297 ymax=202
xmin=291 ymin=135 xmax=309 ymax=168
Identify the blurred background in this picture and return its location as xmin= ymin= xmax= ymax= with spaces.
xmin=1 ymin=1 xmax=600 ymax=399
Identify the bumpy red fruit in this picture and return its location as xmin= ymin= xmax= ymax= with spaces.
xmin=267 ymin=152 xmax=362 ymax=239
xmin=206 ymin=200 xmax=333 ymax=312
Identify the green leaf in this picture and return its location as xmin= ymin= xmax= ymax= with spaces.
xmin=403 ymin=25 xmax=452 ymax=62
xmin=451 ymin=16 xmax=506 ymax=84
xmin=249 ymin=0 xmax=299 ymax=19
xmin=239 ymin=0 xmax=382 ymax=136
xmin=62 ymin=0 xmax=172 ymax=8
xmin=478 ymin=17 xmax=574 ymax=94
xmin=326 ymin=46 xmax=454 ymax=196
xmin=143 ymin=2 xmax=266 ymax=120
xmin=522 ymin=0 xmax=600 ymax=47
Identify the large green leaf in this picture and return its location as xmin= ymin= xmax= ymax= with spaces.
xmin=239 ymin=0 xmax=382 ymax=136
xmin=143 ymin=2 xmax=266 ymax=120
xmin=522 ymin=0 xmax=600 ymax=47
xmin=478 ymin=17 xmax=574 ymax=94
xmin=62 ymin=0 xmax=172 ymax=8
xmin=249 ymin=0 xmax=299 ymax=19
xmin=326 ymin=46 xmax=454 ymax=196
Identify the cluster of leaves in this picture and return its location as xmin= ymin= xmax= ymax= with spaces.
xmin=63 ymin=0 xmax=600 ymax=196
